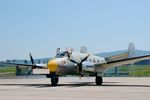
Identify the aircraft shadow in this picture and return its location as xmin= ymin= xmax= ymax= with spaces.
xmin=0 ymin=82 xmax=150 ymax=88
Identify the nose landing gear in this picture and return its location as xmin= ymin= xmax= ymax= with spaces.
xmin=50 ymin=73 xmax=59 ymax=86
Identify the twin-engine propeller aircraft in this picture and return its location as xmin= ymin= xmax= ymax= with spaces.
xmin=1 ymin=45 xmax=150 ymax=86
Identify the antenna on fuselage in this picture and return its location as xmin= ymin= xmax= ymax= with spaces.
xmin=80 ymin=46 xmax=88 ymax=53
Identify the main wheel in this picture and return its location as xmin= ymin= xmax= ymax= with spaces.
xmin=51 ymin=75 xmax=59 ymax=86
xmin=95 ymin=76 xmax=103 ymax=85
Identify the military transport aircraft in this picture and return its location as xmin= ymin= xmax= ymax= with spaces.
xmin=1 ymin=46 xmax=150 ymax=86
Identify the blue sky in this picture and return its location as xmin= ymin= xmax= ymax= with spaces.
xmin=0 ymin=0 xmax=150 ymax=60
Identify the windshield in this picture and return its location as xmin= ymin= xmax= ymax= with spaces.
xmin=55 ymin=51 xmax=69 ymax=58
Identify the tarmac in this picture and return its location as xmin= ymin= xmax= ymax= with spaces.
xmin=0 ymin=76 xmax=150 ymax=100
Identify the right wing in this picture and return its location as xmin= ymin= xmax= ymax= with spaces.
xmin=0 ymin=62 xmax=32 ymax=66
xmin=0 ymin=62 xmax=47 ymax=68
xmin=0 ymin=61 xmax=48 ymax=76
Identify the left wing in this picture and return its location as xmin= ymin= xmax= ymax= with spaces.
xmin=94 ymin=55 xmax=150 ymax=71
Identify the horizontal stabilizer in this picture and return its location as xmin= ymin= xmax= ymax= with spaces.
xmin=105 ymin=52 xmax=128 ymax=61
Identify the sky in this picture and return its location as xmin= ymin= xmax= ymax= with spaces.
xmin=0 ymin=0 xmax=150 ymax=60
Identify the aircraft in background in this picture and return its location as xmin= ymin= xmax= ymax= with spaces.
xmin=1 ymin=44 xmax=150 ymax=86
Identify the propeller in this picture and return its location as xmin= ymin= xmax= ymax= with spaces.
xmin=68 ymin=54 xmax=90 ymax=76
xmin=26 ymin=53 xmax=36 ymax=77
xmin=30 ymin=53 xmax=34 ymax=65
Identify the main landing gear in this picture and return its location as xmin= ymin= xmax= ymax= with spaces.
xmin=95 ymin=73 xmax=103 ymax=85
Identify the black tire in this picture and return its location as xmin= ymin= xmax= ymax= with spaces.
xmin=51 ymin=76 xmax=59 ymax=86
xmin=95 ymin=76 xmax=103 ymax=85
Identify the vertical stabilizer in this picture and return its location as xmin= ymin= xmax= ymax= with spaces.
xmin=128 ymin=42 xmax=135 ymax=58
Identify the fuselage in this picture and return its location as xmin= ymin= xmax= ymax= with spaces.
xmin=47 ymin=51 xmax=106 ymax=75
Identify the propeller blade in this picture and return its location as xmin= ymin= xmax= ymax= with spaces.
xmin=78 ymin=54 xmax=90 ymax=75
xmin=26 ymin=68 xmax=33 ymax=78
xmin=69 ymin=54 xmax=90 ymax=65
xmin=26 ymin=53 xmax=36 ymax=78
xmin=69 ymin=59 xmax=78 ymax=64
xmin=29 ymin=53 xmax=34 ymax=65
xmin=79 ymin=66 xmax=82 ymax=72
xmin=81 ymin=54 xmax=90 ymax=63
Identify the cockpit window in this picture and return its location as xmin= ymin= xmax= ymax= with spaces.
xmin=55 ymin=51 xmax=69 ymax=58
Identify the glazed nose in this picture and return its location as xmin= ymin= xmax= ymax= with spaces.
xmin=47 ymin=59 xmax=58 ymax=72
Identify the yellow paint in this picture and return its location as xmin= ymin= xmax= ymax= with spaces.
xmin=47 ymin=59 xmax=58 ymax=72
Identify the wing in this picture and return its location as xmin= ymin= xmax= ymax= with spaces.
xmin=0 ymin=53 xmax=48 ymax=68
xmin=0 ymin=62 xmax=46 ymax=68
xmin=0 ymin=62 xmax=31 ymax=66
xmin=94 ymin=55 xmax=150 ymax=72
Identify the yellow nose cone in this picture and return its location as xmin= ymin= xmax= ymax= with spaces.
xmin=47 ymin=59 xmax=58 ymax=72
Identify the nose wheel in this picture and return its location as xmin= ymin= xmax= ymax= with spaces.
xmin=51 ymin=73 xmax=59 ymax=86
xmin=95 ymin=76 xmax=103 ymax=85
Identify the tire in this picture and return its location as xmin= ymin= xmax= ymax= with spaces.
xmin=51 ymin=76 xmax=59 ymax=86
xmin=95 ymin=76 xmax=103 ymax=85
